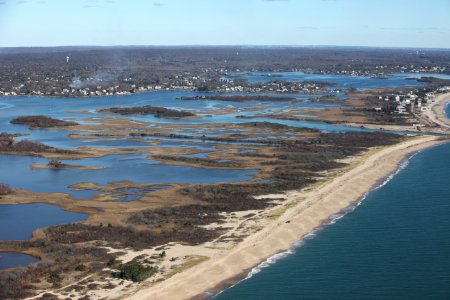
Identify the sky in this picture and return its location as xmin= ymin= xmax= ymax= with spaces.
xmin=0 ymin=0 xmax=449 ymax=48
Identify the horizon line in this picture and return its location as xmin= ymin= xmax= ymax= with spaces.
xmin=1 ymin=44 xmax=450 ymax=51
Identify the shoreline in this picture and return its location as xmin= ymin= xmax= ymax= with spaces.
xmin=425 ymin=92 xmax=450 ymax=129
xmin=127 ymin=135 xmax=447 ymax=300
xmin=210 ymin=146 xmax=422 ymax=298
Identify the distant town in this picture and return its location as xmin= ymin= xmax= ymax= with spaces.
xmin=0 ymin=47 xmax=449 ymax=98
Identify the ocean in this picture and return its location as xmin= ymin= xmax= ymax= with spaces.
xmin=216 ymin=141 xmax=450 ymax=299
xmin=446 ymin=101 xmax=450 ymax=119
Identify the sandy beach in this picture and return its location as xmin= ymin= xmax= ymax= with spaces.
xmin=127 ymin=135 xmax=446 ymax=300
xmin=425 ymin=92 xmax=450 ymax=129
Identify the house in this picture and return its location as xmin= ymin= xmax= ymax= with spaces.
xmin=396 ymin=105 xmax=406 ymax=114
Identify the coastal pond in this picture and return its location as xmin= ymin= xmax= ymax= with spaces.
xmin=0 ymin=203 xmax=87 ymax=240
xmin=0 ymin=154 xmax=257 ymax=198
xmin=0 ymin=252 xmax=39 ymax=270
xmin=0 ymin=203 xmax=85 ymax=273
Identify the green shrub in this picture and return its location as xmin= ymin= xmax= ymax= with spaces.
xmin=112 ymin=264 xmax=158 ymax=282
xmin=106 ymin=257 xmax=116 ymax=267
xmin=48 ymin=273 xmax=61 ymax=284
xmin=75 ymin=264 xmax=86 ymax=272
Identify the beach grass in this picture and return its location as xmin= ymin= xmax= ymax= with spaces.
xmin=165 ymin=256 xmax=210 ymax=279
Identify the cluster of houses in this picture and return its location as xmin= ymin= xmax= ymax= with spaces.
xmin=307 ymin=64 xmax=447 ymax=78
xmin=0 ymin=66 xmax=448 ymax=99
xmin=0 ymin=74 xmax=210 ymax=97
xmin=375 ymin=91 xmax=439 ymax=115
xmin=217 ymin=79 xmax=326 ymax=94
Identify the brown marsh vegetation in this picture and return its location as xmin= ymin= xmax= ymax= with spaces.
xmin=10 ymin=116 xmax=79 ymax=129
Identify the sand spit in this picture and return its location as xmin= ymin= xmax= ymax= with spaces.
xmin=127 ymin=135 xmax=446 ymax=300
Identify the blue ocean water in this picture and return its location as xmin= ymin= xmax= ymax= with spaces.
xmin=216 ymin=142 xmax=450 ymax=300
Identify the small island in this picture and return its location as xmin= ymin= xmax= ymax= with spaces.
xmin=0 ymin=132 xmax=75 ymax=156
xmin=10 ymin=116 xmax=79 ymax=129
xmin=30 ymin=159 xmax=105 ymax=171
xmin=98 ymin=106 xmax=196 ymax=118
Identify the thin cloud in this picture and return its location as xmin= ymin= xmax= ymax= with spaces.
xmin=153 ymin=2 xmax=166 ymax=6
